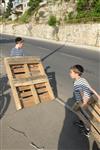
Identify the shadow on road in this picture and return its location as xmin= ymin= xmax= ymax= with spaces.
xmin=0 ymin=75 xmax=11 ymax=119
xmin=45 ymin=66 xmax=58 ymax=98
xmin=63 ymin=97 xmax=100 ymax=150
xmin=58 ymin=103 xmax=90 ymax=150
xmin=41 ymin=44 xmax=65 ymax=61
xmin=92 ymin=141 xmax=100 ymax=150
xmin=0 ymin=38 xmax=14 ymax=44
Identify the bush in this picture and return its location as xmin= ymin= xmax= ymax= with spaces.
xmin=77 ymin=0 xmax=89 ymax=11
xmin=19 ymin=11 xmax=31 ymax=23
xmin=94 ymin=1 xmax=100 ymax=13
xmin=28 ymin=0 xmax=42 ymax=12
xmin=68 ymin=12 xmax=74 ymax=20
xmin=48 ymin=15 xmax=57 ymax=26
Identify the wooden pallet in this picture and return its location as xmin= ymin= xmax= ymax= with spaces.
xmin=4 ymin=56 xmax=55 ymax=110
xmin=76 ymin=97 xmax=100 ymax=142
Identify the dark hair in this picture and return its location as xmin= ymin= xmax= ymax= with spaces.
xmin=70 ymin=64 xmax=84 ymax=76
xmin=15 ymin=37 xmax=23 ymax=44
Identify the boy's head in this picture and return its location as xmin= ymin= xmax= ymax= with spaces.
xmin=69 ymin=64 xmax=84 ymax=79
xmin=15 ymin=37 xmax=24 ymax=48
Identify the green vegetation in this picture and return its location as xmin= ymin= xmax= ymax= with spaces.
xmin=67 ymin=0 xmax=100 ymax=23
xmin=48 ymin=15 xmax=57 ymax=26
xmin=1 ymin=0 xmax=100 ymax=24
xmin=15 ymin=0 xmax=42 ymax=23
xmin=18 ymin=10 xmax=31 ymax=23
xmin=28 ymin=0 xmax=42 ymax=13
xmin=3 ymin=0 xmax=13 ymax=18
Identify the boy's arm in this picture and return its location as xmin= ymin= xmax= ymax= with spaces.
xmin=81 ymin=88 xmax=100 ymax=109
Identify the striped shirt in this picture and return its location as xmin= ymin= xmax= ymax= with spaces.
xmin=10 ymin=48 xmax=24 ymax=56
xmin=73 ymin=77 xmax=93 ymax=101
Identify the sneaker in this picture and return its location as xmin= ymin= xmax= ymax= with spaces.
xmin=73 ymin=120 xmax=85 ymax=128
xmin=82 ymin=128 xmax=90 ymax=137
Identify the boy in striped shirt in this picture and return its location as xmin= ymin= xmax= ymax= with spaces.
xmin=69 ymin=64 xmax=100 ymax=136
xmin=10 ymin=37 xmax=24 ymax=56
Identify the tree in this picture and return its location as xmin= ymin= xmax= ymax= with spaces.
xmin=4 ymin=0 xmax=13 ymax=18
xmin=28 ymin=0 xmax=42 ymax=12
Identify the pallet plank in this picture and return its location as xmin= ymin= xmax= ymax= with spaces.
xmin=13 ymin=76 xmax=48 ymax=87
xmin=20 ymin=91 xmax=32 ymax=98
xmin=91 ymin=103 xmax=100 ymax=115
xmin=4 ymin=59 xmax=22 ymax=110
xmin=21 ymin=96 xmax=36 ymax=107
xmin=18 ymin=86 xmax=31 ymax=91
xmin=5 ymin=56 xmax=40 ymax=64
xmin=88 ymin=105 xmax=100 ymax=122
xmin=39 ymin=93 xmax=50 ymax=102
xmin=30 ymin=85 xmax=40 ymax=104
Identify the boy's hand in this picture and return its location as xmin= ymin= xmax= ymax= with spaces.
xmin=81 ymin=98 xmax=89 ymax=109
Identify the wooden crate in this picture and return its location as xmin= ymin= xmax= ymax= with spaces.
xmin=76 ymin=97 xmax=100 ymax=142
xmin=4 ymin=56 xmax=55 ymax=110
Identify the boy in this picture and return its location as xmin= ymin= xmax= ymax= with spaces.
xmin=69 ymin=64 xmax=100 ymax=136
xmin=10 ymin=37 xmax=24 ymax=56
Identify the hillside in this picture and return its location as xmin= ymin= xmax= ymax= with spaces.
xmin=18 ymin=0 xmax=100 ymax=25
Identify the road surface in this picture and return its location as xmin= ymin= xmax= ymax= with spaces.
xmin=0 ymin=34 xmax=100 ymax=150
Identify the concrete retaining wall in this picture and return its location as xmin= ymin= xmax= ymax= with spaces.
xmin=0 ymin=23 xmax=100 ymax=47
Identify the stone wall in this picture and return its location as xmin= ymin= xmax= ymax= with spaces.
xmin=0 ymin=23 xmax=100 ymax=47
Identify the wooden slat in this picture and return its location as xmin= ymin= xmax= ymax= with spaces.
xmin=24 ymin=64 xmax=31 ymax=78
xmin=18 ymin=86 xmax=31 ymax=91
xmin=76 ymin=108 xmax=100 ymax=142
xmin=38 ymin=62 xmax=46 ymax=75
xmin=13 ymin=76 xmax=47 ymax=87
xmin=12 ymin=68 xmax=25 ymax=73
xmin=39 ymin=93 xmax=51 ymax=102
xmin=91 ymin=96 xmax=100 ymax=107
xmin=11 ymin=65 xmax=24 ymax=69
xmin=30 ymin=67 xmax=39 ymax=70
xmin=80 ymin=108 xmax=100 ymax=130
xmin=91 ymin=121 xmax=100 ymax=133
xmin=14 ymin=78 xmax=47 ymax=86
xmin=90 ymin=125 xmax=100 ymax=142
xmin=30 ymin=70 xmax=40 ymax=76
xmin=29 ymin=64 xmax=39 ymax=69
xmin=88 ymin=105 xmax=100 ymax=122
xmin=45 ymin=82 xmax=55 ymax=100
xmin=21 ymin=96 xmax=36 ymax=107
xmin=20 ymin=91 xmax=32 ymax=98
xmin=37 ymin=88 xmax=47 ymax=94
xmin=76 ymin=110 xmax=100 ymax=137
xmin=29 ymin=63 xmax=41 ymax=75
xmin=14 ymin=74 xmax=27 ymax=79
xmin=30 ymin=85 xmax=40 ymax=104
xmin=4 ymin=59 xmax=22 ymax=110
xmin=35 ymin=83 xmax=46 ymax=88
xmin=5 ymin=56 xmax=40 ymax=64
xmin=91 ymin=103 xmax=100 ymax=115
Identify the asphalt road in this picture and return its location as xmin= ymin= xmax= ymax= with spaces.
xmin=0 ymin=34 xmax=100 ymax=150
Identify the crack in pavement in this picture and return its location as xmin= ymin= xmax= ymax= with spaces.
xmin=8 ymin=126 xmax=45 ymax=150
